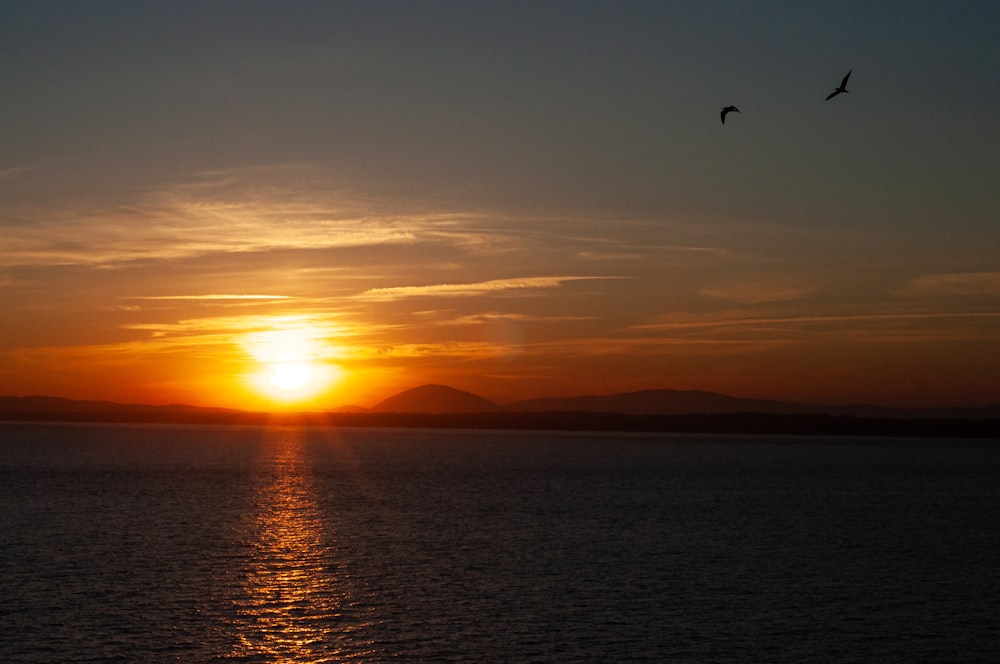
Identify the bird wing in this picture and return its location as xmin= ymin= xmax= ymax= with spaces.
xmin=721 ymin=109 xmax=726 ymax=123
xmin=825 ymin=90 xmax=839 ymax=100
xmin=840 ymin=69 xmax=852 ymax=88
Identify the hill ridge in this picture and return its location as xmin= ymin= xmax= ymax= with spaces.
xmin=370 ymin=384 xmax=502 ymax=414
xmin=401 ymin=385 xmax=1000 ymax=420
xmin=3 ymin=386 xmax=998 ymax=421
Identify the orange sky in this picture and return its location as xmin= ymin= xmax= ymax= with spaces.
xmin=2 ymin=4 xmax=999 ymax=410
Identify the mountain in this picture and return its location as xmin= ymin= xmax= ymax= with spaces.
xmin=506 ymin=389 xmax=810 ymax=416
xmin=370 ymin=384 xmax=502 ymax=413
xmin=505 ymin=389 xmax=1000 ymax=420
xmin=3 ymin=388 xmax=997 ymax=428
xmin=328 ymin=404 xmax=370 ymax=413
xmin=0 ymin=395 xmax=235 ymax=415
xmin=366 ymin=385 xmax=1000 ymax=419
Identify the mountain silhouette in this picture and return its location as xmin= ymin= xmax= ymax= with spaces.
xmin=0 ymin=395 xmax=235 ymax=414
xmin=375 ymin=385 xmax=1000 ymax=420
xmin=3 ymin=387 xmax=998 ymax=429
xmin=506 ymin=389 xmax=806 ymax=415
xmin=507 ymin=388 xmax=1000 ymax=419
xmin=370 ymin=384 xmax=502 ymax=413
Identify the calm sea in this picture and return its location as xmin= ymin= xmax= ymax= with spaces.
xmin=1 ymin=422 xmax=999 ymax=663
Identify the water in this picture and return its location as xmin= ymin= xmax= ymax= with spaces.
xmin=1 ymin=422 xmax=999 ymax=662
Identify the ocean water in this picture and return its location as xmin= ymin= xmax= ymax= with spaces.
xmin=1 ymin=423 xmax=999 ymax=663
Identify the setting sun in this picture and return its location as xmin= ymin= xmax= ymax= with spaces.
xmin=267 ymin=362 xmax=313 ymax=391
xmin=241 ymin=318 xmax=344 ymax=405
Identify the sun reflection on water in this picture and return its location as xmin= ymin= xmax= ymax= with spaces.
xmin=229 ymin=430 xmax=373 ymax=662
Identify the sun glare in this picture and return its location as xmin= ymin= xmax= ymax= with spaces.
xmin=267 ymin=362 xmax=313 ymax=391
xmin=242 ymin=320 xmax=343 ymax=405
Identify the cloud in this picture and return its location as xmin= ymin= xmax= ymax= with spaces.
xmin=0 ymin=166 xmax=490 ymax=268
xmin=0 ymin=163 xmax=748 ymax=276
xmin=359 ymin=276 xmax=622 ymax=301
xmin=576 ymin=250 xmax=643 ymax=261
xmin=439 ymin=312 xmax=595 ymax=325
xmin=123 ymin=313 xmax=340 ymax=337
xmin=348 ymin=334 xmax=786 ymax=362
xmin=0 ymin=204 xmax=419 ymax=269
xmin=639 ymin=311 xmax=1000 ymax=328
xmin=894 ymin=272 xmax=1000 ymax=297
xmin=634 ymin=311 xmax=1000 ymax=343
xmin=699 ymin=280 xmax=816 ymax=304
xmin=108 ymin=313 xmax=364 ymax=368
xmin=127 ymin=294 xmax=293 ymax=301
xmin=0 ymin=164 xmax=43 ymax=182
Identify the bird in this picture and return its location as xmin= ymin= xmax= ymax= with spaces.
xmin=721 ymin=105 xmax=739 ymax=124
xmin=825 ymin=69 xmax=851 ymax=100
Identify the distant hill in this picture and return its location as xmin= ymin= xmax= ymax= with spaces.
xmin=366 ymin=385 xmax=999 ymax=420
xmin=506 ymin=389 xmax=807 ymax=416
xmin=370 ymin=384 xmax=502 ymax=413
xmin=505 ymin=389 xmax=1000 ymax=420
xmin=328 ymin=404 xmax=369 ymax=413
xmin=0 ymin=395 xmax=258 ymax=425
xmin=2 ymin=389 xmax=997 ymax=437
xmin=0 ymin=395 xmax=236 ymax=415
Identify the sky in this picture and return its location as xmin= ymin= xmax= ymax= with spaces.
xmin=2 ymin=1 xmax=999 ymax=410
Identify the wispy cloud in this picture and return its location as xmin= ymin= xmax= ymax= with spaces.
xmin=0 ymin=205 xmax=418 ymax=269
xmin=0 ymin=163 xmax=44 ymax=182
xmin=1 ymin=163 xmax=750 ymax=276
xmin=0 ymin=166 xmax=474 ymax=268
xmin=123 ymin=313 xmax=341 ymax=337
xmin=127 ymin=294 xmax=293 ymax=301
xmin=699 ymin=280 xmax=816 ymax=304
xmin=634 ymin=311 xmax=1000 ymax=343
xmin=359 ymin=276 xmax=622 ymax=301
xmin=439 ymin=312 xmax=595 ymax=325
xmin=347 ymin=334 xmax=785 ymax=362
xmin=638 ymin=311 xmax=1000 ymax=329
xmin=106 ymin=313 xmax=365 ymax=369
xmin=894 ymin=272 xmax=1000 ymax=297
xmin=576 ymin=250 xmax=643 ymax=261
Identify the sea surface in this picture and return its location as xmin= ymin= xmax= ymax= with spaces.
xmin=1 ymin=422 xmax=999 ymax=663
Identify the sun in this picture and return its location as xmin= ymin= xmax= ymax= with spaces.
xmin=267 ymin=362 xmax=313 ymax=391
xmin=241 ymin=319 xmax=343 ymax=404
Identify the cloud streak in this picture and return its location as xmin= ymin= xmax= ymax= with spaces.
xmin=699 ymin=280 xmax=816 ymax=304
xmin=127 ymin=294 xmax=293 ymax=301
xmin=1 ymin=201 xmax=419 ymax=268
xmin=1 ymin=164 xmax=755 ymax=273
xmin=0 ymin=166 xmax=491 ymax=268
xmin=358 ymin=276 xmax=623 ymax=301
xmin=894 ymin=272 xmax=1000 ymax=297
xmin=0 ymin=163 xmax=44 ymax=181
xmin=634 ymin=311 xmax=1000 ymax=344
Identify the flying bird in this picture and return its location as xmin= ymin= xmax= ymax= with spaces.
xmin=825 ymin=69 xmax=851 ymax=100
xmin=721 ymin=105 xmax=739 ymax=124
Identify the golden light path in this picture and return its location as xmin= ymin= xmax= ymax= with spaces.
xmin=229 ymin=429 xmax=374 ymax=660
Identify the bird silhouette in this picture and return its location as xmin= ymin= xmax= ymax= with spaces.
xmin=721 ymin=105 xmax=739 ymax=124
xmin=825 ymin=69 xmax=851 ymax=100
